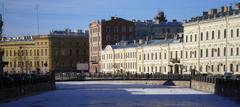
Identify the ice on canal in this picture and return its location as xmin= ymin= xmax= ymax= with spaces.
xmin=0 ymin=81 xmax=239 ymax=107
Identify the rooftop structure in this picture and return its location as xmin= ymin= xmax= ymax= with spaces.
xmin=185 ymin=3 xmax=240 ymax=23
xmin=133 ymin=11 xmax=183 ymax=40
xmin=50 ymin=28 xmax=89 ymax=36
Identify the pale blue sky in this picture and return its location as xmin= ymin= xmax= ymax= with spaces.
xmin=1 ymin=0 xmax=239 ymax=37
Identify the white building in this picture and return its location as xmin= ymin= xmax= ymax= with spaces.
xmin=101 ymin=41 xmax=138 ymax=74
xmin=100 ymin=4 xmax=240 ymax=75
xmin=183 ymin=4 xmax=240 ymax=75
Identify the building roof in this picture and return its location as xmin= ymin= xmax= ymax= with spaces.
xmin=141 ymin=39 xmax=180 ymax=47
xmin=103 ymin=39 xmax=181 ymax=51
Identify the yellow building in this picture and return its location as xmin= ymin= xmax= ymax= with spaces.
xmin=0 ymin=33 xmax=89 ymax=74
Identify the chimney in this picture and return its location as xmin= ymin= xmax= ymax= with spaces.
xmin=221 ymin=6 xmax=225 ymax=13
xmin=111 ymin=17 xmax=115 ymax=20
xmin=209 ymin=9 xmax=218 ymax=15
xmin=229 ymin=6 xmax=232 ymax=11
xmin=224 ymin=6 xmax=229 ymax=12
xmin=202 ymin=11 xmax=208 ymax=16
xmin=133 ymin=40 xmax=137 ymax=44
xmin=138 ymin=39 xmax=144 ymax=45
xmin=146 ymin=36 xmax=149 ymax=42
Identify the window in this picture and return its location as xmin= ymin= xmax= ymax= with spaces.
xmin=212 ymin=31 xmax=214 ymax=39
xmin=159 ymin=52 xmax=161 ymax=59
xmin=201 ymin=32 xmax=203 ymax=41
xmin=231 ymin=29 xmax=233 ymax=38
xmin=224 ymin=29 xmax=227 ymax=38
xmin=181 ymin=51 xmax=183 ymax=58
xmin=237 ymin=29 xmax=239 ymax=37
xmin=122 ymin=26 xmax=126 ymax=32
xmin=190 ymin=35 xmax=192 ymax=42
xmin=151 ymin=53 xmax=154 ymax=60
xmin=230 ymin=64 xmax=233 ymax=72
xmin=155 ymin=53 xmax=157 ymax=60
xmin=224 ymin=47 xmax=226 ymax=56
xmin=76 ymin=49 xmax=79 ymax=56
xmin=217 ymin=48 xmax=220 ymax=56
xmin=185 ymin=51 xmax=188 ymax=58
xmin=195 ymin=34 xmax=197 ymax=41
xmin=237 ymin=48 xmax=239 ymax=56
xmin=200 ymin=49 xmax=203 ymax=58
xmin=206 ymin=49 xmax=208 ymax=57
xmin=206 ymin=31 xmax=209 ymax=40
xmin=218 ymin=30 xmax=221 ymax=39
xmin=30 ymin=50 xmax=32 ymax=56
xmin=129 ymin=27 xmax=133 ymax=32
xmin=211 ymin=65 xmax=214 ymax=72
xmin=194 ymin=51 xmax=197 ymax=58
xmin=175 ymin=51 xmax=178 ymax=58
xmin=69 ymin=49 xmax=72 ymax=56
xmin=237 ymin=64 xmax=239 ymax=72
xmin=144 ymin=54 xmax=146 ymax=60
xmin=114 ymin=26 xmax=118 ymax=33
xmin=45 ymin=49 xmax=48 ymax=56
xmin=185 ymin=35 xmax=188 ymax=42
xmin=212 ymin=48 xmax=214 ymax=57
xmin=164 ymin=53 xmax=166 ymax=59
xmin=147 ymin=53 xmax=150 ymax=60
xmin=231 ymin=48 xmax=233 ymax=56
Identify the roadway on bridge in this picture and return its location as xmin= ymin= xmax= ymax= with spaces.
xmin=0 ymin=81 xmax=239 ymax=107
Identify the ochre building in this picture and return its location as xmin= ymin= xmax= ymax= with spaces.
xmin=0 ymin=33 xmax=88 ymax=74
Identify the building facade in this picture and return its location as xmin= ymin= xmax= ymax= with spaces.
xmin=101 ymin=39 xmax=186 ymax=75
xmin=0 ymin=29 xmax=89 ymax=74
xmin=183 ymin=4 xmax=240 ymax=75
xmin=100 ymin=4 xmax=240 ymax=75
xmin=89 ymin=17 xmax=135 ymax=74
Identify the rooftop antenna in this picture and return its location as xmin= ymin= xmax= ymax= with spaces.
xmin=35 ymin=5 xmax=40 ymax=35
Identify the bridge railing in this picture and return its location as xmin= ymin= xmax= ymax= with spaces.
xmin=191 ymin=75 xmax=218 ymax=83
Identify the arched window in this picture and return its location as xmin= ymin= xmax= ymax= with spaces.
xmin=212 ymin=31 xmax=214 ymax=39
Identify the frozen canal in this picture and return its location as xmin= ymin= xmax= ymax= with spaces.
xmin=0 ymin=81 xmax=239 ymax=107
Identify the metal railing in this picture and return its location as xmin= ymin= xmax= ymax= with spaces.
xmin=55 ymin=72 xmax=191 ymax=81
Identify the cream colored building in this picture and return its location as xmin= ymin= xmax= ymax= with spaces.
xmin=101 ymin=4 xmax=240 ymax=75
xmin=101 ymin=39 xmax=187 ymax=75
xmin=183 ymin=5 xmax=240 ymax=75
xmin=101 ymin=42 xmax=138 ymax=74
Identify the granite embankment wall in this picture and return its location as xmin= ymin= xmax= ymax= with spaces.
xmin=0 ymin=81 xmax=55 ymax=102
xmin=190 ymin=80 xmax=215 ymax=93
xmin=191 ymin=77 xmax=240 ymax=102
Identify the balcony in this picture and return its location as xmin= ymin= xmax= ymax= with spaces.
xmin=170 ymin=58 xmax=180 ymax=63
xmin=90 ymin=60 xmax=98 ymax=64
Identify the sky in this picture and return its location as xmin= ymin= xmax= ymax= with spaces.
xmin=1 ymin=0 xmax=240 ymax=37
